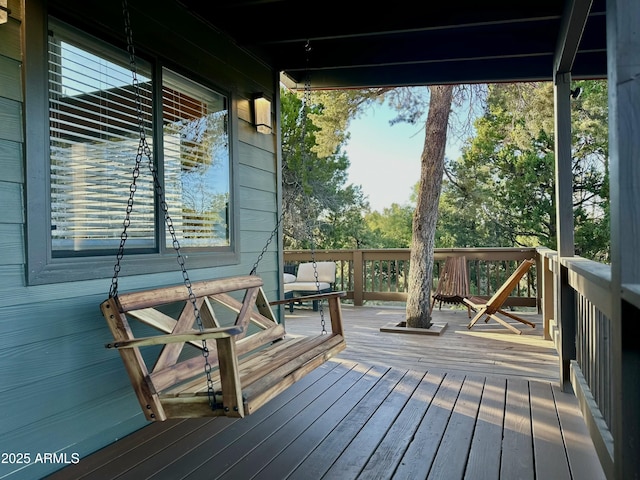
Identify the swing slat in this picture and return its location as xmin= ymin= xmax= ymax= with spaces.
xmin=102 ymin=275 xmax=346 ymax=421
xmin=115 ymin=275 xmax=263 ymax=311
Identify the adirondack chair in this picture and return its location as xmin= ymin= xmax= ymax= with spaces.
xmin=431 ymin=256 xmax=471 ymax=317
xmin=463 ymin=259 xmax=536 ymax=334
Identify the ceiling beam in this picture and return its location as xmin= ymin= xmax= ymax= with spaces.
xmin=554 ymin=0 xmax=594 ymax=74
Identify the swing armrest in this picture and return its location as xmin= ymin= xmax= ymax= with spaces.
xmin=105 ymin=325 xmax=244 ymax=349
xmin=270 ymin=291 xmax=346 ymax=337
xmin=269 ymin=290 xmax=346 ymax=306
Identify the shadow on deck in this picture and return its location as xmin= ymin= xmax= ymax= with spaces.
xmin=46 ymin=306 xmax=605 ymax=479
xmin=286 ymin=304 xmax=559 ymax=383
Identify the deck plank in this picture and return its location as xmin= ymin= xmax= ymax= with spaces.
xmin=321 ymin=369 xmax=426 ymax=479
xmin=392 ymin=373 xmax=466 ymax=479
xmin=148 ymin=360 xmax=363 ymax=479
xmin=358 ymin=371 xmax=446 ymax=479
xmin=243 ymin=365 xmax=393 ymax=479
xmin=428 ymin=375 xmax=484 ymax=479
xmin=44 ymin=419 xmax=193 ymax=479
xmin=281 ymin=367 xmax=406 ymax=480
xmin=501 ymin=378 xmax=534 ymax=480
xmin=87 ymin=418 xmax=228 ymax=479
xmin=286 ymin=306 xmax=559 ymax=383
xmin=464 ymin=376 xmax=507 ymax=480
xmin=201 ymin=365 xmax=391 ymax=479
xmin=552 ymin=384 xmax=607 ymax=480
xmin=530 ymin=381 xmax=572 ymax=480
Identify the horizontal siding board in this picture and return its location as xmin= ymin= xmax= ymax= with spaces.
xmin=0 ymin=262 xmax=278 ymax=308
xmin=239 ymin=185 xmax=277 ymax=213
xmin=0 ymin=296 xmax=106 ymax=350
xmin=238 ymin=163 xmax=277 ymax=192
xmin=0 ymin=19 xmax=22 ymax=61
xmin=0 ymin=329 xmax=127 ymax=395
xmin=0 ymin=55 xmax=22 ymax=101
xmin=0 ymin=139 xmax=23 ymax=183
xmin=238 ymin=120 xmax=277 ymax=153
xmin=240 ymin=207 xmax=279 ymax=233
xmin=0 ymin=181 xmax=24 ymax=223
xmin=0 ymin=265 xmax=24 ymax=289
xmin=238 ymin=141 xmax=277 ymax=171
xmin=0 ymin=223 xmax=24 ymax=263
xmin=0 ymin=97 xmax=23 ymax=142
xmin=0 ymin=390 xmax=147 ymax=480
xmin=0 ymin=357 xmax=137 ymax=434
xmin=239 ymin=230 xmax=278 ymax=254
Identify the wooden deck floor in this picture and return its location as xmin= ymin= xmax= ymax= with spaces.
xmin=286 ymin=304 xmax=560 ymax=383
xmin=47 ymin=305 xmax=606 ymax=480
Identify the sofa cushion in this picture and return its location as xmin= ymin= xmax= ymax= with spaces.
xmin=284 ymin=281 xmax=332 ymax=292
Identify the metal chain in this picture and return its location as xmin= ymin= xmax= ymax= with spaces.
xmin=251 ymin=40 xmax=327 ymax=333
xmin=302 ymin=41 xmax=326 ymax=334
xmin=115 ymin=0 xmax=216 ymax=410
xmin=250 ymin=40 xmax=311 ymax=276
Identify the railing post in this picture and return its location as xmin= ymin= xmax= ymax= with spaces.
xmin=542 ymin=253 xmax=554 ymax=341
xmin=353 ymin=249 xmax=364 ymax=306
xmin=554 ymin=70 xmax=576 ymax=390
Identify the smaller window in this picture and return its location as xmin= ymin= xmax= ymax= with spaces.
xmin=162 ymin=69 xmax=231 ymax=250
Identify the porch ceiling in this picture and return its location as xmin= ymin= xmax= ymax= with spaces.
xmin=177 ymin=0 xmax=607 ymax=89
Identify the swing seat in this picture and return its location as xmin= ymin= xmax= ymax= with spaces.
xmin=102 ymin=275 xmax=346 ymax=421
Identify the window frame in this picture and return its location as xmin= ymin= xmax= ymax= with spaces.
xmin=25 ymin=12 xmax=240 ymax=285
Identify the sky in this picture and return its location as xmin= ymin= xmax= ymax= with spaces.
xmin=343 ymin=102 xmax=464 ymax=213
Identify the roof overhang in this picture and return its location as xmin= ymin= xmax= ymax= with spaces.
xmin=177 ymin=0 xmax=607 ymax=89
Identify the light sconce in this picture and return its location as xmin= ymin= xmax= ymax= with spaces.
xmin=0 ymin=0 xmax=10 ymax=25
xmin=253 ymin=94 xmax=272 ymax=135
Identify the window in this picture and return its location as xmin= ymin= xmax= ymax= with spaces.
xmin=27 ymin=19 xmax=236 ymax=284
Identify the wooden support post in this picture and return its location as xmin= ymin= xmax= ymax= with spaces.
xmin=101 ymin=298 xmax=166 ymax=421
xmin=554 ymin=71 xmax=576 ymax=389
xmin=216 ymin=336 xmax=245 ymax=418
xmin=327 ymin=295 xmax=344 ymax=336
xmin=607 ymin=0 xmax=640 ymax=477
xmin=542 ymin=254 xmax=554 ymax=341
xmin=353 ymin=249 xmax=364 ymax=306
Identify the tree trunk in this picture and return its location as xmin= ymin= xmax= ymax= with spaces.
xmin=406 ymin=85 xmax=454 ymax=328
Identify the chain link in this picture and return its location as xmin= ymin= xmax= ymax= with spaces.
xmin=251 ymin=40 xmax=326 ymax=333
xmin=302 ymin=41 xmax=326 ymax=334
xmin=114 ymin=0 xmax=216 ymax=411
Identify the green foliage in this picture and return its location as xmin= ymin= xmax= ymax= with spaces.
xmin=308 ymin=89 xmax=386 ymax=158
xmin=280 ymin=81 xmax=610 ymax=262
xmin=437 ymin=81 xmax=610 ymax=261
xmin=364 ymin=203 xmax=414 ymax=248
xmin=280 ymin=88 xmax=370 ymax=249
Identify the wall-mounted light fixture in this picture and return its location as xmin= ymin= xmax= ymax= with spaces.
xmin=253 ymin=94 xmax=272 ymax=134
xmin=0 ymin=0 xmax=10 ymax=25
xmin=570 ymin=87 xmax=583 ymax=100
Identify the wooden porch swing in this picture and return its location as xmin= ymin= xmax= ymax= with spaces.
xmin=102 ymin=4 xmax=345 ymax=421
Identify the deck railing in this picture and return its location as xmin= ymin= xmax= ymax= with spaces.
xmin=284 ymin=247 xmax=538 ymax=307
xmin=538 ymin=249 xmax=614 ymax=478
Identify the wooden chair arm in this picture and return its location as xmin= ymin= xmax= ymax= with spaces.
xmin=105 ymin=325 xmax=244 ymax=349
xmin=268 ymin=291 xmax=346 ymax=306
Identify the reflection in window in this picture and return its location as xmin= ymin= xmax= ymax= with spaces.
xmin=163 ymin=69 xmax=230 ymax=248
xmin=47 ymin=23 xmax=231 ymax=256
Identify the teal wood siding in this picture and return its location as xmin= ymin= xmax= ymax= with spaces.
xmin=0 ymin=1 xmax=281 ymax=478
